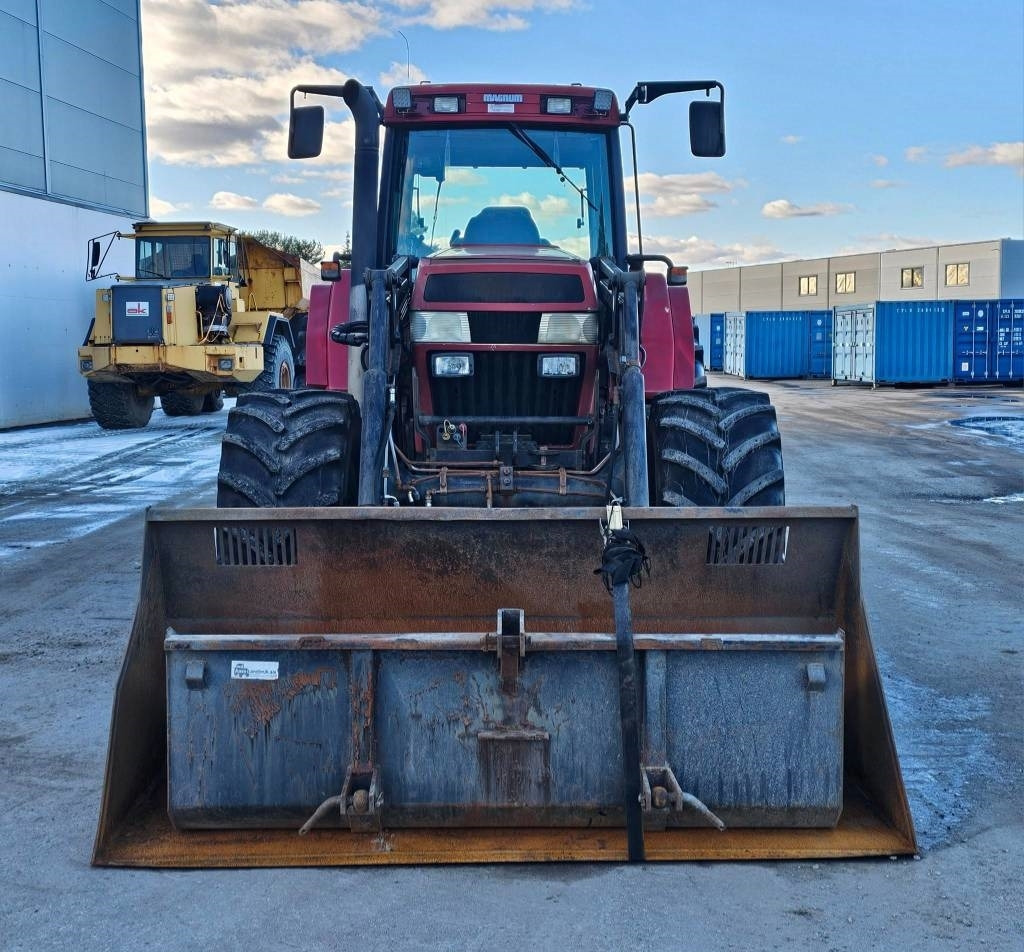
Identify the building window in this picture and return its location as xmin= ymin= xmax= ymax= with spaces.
xmin=945 ymin=262 xmax=970 ymax=286
xmin=798 ymin=275 xmax=818 ymax=296
xmin=900 ymin=266 xmax=924 ymax=289
xmin=835 ymin=271 xmax=855 ymax=294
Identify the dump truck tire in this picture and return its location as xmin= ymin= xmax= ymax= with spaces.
xmin=649 ymin=387 xmax=784 ymax=506
xmin=201 ymin=390 xmax=224 ymax=413
xmin=87 ymin=380 xmax=154 ymax=430
xmin=160 ymin=391 xmax=205 ymax=416
xmin=217 ymin=389 xmax=361 ymax=507
xmin=249 ymin=336 xmax=295 ymax=392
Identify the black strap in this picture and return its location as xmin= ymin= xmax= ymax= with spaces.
xmin=598 ymin=528 xmax=650 ymax=862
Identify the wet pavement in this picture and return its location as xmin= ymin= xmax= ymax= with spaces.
xmin=1 ymin=381 xmax=1022 ymax=952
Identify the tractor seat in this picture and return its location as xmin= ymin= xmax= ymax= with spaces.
xmin=461 ymin=206 xmax=542 ymax=245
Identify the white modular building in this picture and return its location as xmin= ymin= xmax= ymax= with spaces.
xmin=1 ymin=0 xmax=146 ymax=428
xmin=689 ymin=239 xmax=1024 ymax=316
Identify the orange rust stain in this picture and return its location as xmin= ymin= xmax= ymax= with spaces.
xmin=229 ymin=682 xmax=282 ymax=733
xmin=283 ymin=667 xmax=337 ymax=702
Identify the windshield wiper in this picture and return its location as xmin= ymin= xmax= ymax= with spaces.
xmin=506 ymin=124 xmax=598 ymax=215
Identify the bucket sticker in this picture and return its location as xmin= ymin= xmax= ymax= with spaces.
xmin=231 ymin=660 xmax=279 ymax=680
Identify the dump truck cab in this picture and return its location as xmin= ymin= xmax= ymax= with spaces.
xmin=78 ymin=221 xmax=312 ymax=429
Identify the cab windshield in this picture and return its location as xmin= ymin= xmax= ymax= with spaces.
xmin=392 ymin=127 xmax=614 ymax=260
xmin=135 ymin=236 xmax=239 ymax=280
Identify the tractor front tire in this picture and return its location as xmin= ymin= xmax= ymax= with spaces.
xmin=87 ymin=380 xmax=154 ymax=430
xmin=217 ymin=390 xmax=361 ymax=507
xmin=649 ymin=387 xmax=784 ymax=507
xmin=160 ymin=391 xmax=205 ymax=416
xmin=248 ymin=336 xmax=295 ymax=392
xmin=201 ymin=390 xmax=225 ymax=413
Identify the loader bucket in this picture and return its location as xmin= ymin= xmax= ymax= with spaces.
xmin=93 ymin=505 xmax=915 ymax=867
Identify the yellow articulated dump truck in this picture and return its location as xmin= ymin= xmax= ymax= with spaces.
xmin=78 ymin=221 xmax=319 ymax=429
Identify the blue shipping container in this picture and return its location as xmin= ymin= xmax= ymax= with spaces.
xmin=953 ymin=299 xmax=1024 ymax=383
xmin=725 ymin=311 xmax=831 ymax=379
xmin=833 ymin=301 xmax=954 ymax=385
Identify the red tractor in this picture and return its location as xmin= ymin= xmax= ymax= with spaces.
xmin=216 ymin=81 xmax=783 ymax=512
xmin=91 ymin=80 xmax=913 ymax=868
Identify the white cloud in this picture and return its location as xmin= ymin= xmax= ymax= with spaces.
xmin=834 ymin=233 xmax=942 ymax=254
xmin=944 ymin=141 xmax=1024 ymax=171
xmin=149 ymin=195 xmax=177 ymax=216
xmin=447 ymin=169 xmax=487 ymax=186
xmin=870 ymin=179 xmax=904 ymax=189
xmin=378 ymin=60 xmax=429 ymax=89
xmin=630 ymin=172 xmax=742 ymax=218
xmin=637 ymin=233 xmax=788 ymax=267
xmin=870 ymin=154 xmax=889 ymax=167
xmin=142 ymin=0 xmax=375 ymax=168
xmin=761 ymin=199 xmax=852 ymax=219
xmin=210 ymin=191 xmax=260 ymax=211
xmin=496 ymin=192 xmax=571 ymax=217
xmin=263 ymin=193 xmax=322 ymax=217
xmin=905 ymin=146 xmax=929 ymax=163
xmin=386 ymin=0 xmax=576 ymax=31
xmin=781 ymin=135 xmax=802 ymax=145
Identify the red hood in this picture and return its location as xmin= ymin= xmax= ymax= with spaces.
xmin=412 ymin=245 xmax=598 ymax=311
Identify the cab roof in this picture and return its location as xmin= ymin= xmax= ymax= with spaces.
xmin=383 ymin=83 xmax=620 ymax=126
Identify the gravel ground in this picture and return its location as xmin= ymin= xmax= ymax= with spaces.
xmin=1 ymin=382 xmax=1022 ymax=951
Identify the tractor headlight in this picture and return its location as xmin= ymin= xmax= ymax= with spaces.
xmin=538 ymin=354 xmax=579 ymax=377
xmin=218 ymin=357 xmax=234 ymax=371
xmin=537 ymin=312 xmax=599 ymax=344
xmin=79 ymin=358 xmax=94 ymax=372
xmin=432 ymin=353 xmax=474 ymax=377
xmin=411 ymin=311 xmax=471 ymax=342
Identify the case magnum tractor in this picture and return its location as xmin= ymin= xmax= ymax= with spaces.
xmin=93 ymin=81 xmax=914 ymax=867
xmin=78 ymin=222 xmax=314 ymax=429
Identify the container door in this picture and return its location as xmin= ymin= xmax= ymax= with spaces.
xmin=710 ymin=314 xmax=725 ymax=371
xmin=854 ymin=308 xmax=874 ymax=382
xmin=953 ymin=302 xmax=991 ymax=382
xmin=832 ymin=309 xmax=852 ymax=381
xmin=994 ymin=300 xmax=1024 ymax=382
xmin=809 ymin=312 xmax=833 ymax=378
xmin=725 ymin=313 xmax=744 ymax=376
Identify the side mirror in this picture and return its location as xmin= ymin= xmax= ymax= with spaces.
xmin=88 ymin=239 xmax=102 ymax=279
xmin=689 ymin=100 xmax=725 ymax=157
xmin=288 ymin=105 xmax=325 ymax=159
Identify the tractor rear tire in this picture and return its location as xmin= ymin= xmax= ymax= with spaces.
xmin=202 ymin=390 xmax=225 ymax=413
xmin=87 ymin=380 xmax=154 ymax=430
xmin=248 ymin=336 xmax=295 ymax=392
xmin=160 ymin=391 xmax=205 ymax=416
xmin=217 ymin=389 xmax=361 ymax=507
xmin=649 ymin=387 xmax=784 ymax=507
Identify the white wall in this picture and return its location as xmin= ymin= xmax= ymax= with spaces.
xmin=0 ymin=190 xmax=135 ymax=428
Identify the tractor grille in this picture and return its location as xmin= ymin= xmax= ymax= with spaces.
xmin=423 ymin=272 xmax=585 ymax=304
xmin=428 ymin=351 xmax=585 ymax=445
xmin=468 ymin=311 xmax=541 ymax=344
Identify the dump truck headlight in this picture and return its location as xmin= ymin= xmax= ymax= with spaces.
xmin=392 ymin=87 xmax=413 ymax=111
xmin=411 ymin=311 xmax=471 ymax=342
xmin=538 ymin=354 xmax=579 ymax=377
xmin=218 ymin=357 xmax=234 ymax=371
xmin=79 ymin=358 xmax=93 ymax=372
xmin=593 ymin=88 xmax=614 ymax=113
xmin=432 ymin=353 xmax=474 ymax=377
xmin=538 ymin=312 xmax=599 ymax=344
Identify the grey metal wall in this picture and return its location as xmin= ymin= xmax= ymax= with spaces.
xmin=0 ymin=0 xmax=147 ymax=217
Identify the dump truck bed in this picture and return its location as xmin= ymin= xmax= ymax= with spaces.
xmin=93 ymin=506 xmax=915 ymax=866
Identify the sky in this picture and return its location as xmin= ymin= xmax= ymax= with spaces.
xmin=142 ymin=0 xmax=1024 ymax=268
